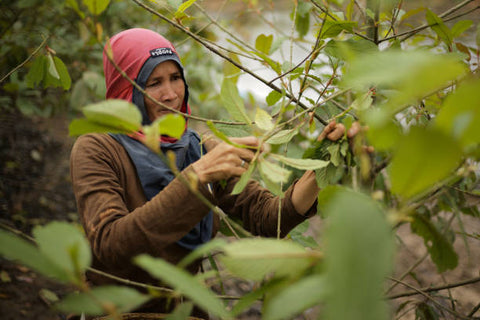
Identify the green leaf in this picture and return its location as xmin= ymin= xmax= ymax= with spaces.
xmin=135 ymin=255 xmax=230 ymax=319
xmin=263 ymin=275 xmax=326 ymax=320
xmin=344 ymin=50 xmax=466 ymax=114
xmin=206 ymin=121 xmax=252 ymax=149
xmin=435 ymin=78 xmax=480 ymax=149
xmin=0 ymin=229 xmax=68 ymax=282
xmin=175 ymin=0 xmax=197 ymax=18
xmin=411 ymin=214 xmax=458 ymax=272
xmin=223 ymin=52 xmax=242 ymax=84
xmin=53 ymin=56 xmax=72 ymax=90
xmin=259 ymin=159 xmax=291 ymax=183
xmin=295 ymin=2 xmax=311 ymax=38
xmin=266 ymin=128 xmax=298 ymax=145
xmin=220 ymin=78 xmax=251 ymax=124
xmin=389 ymin=127 xmax=462 ymax=199
xmin=82 ymin=99 xmax=142 ymax=133
xmin=231 ymin=162 xmax=256 ymax=195
xmin=270 ymin=154 xmax=329 ymax=170
xmin=220 ymin=238 xmax=320 ymax=281
xmin=259 ymin=163 xmax=285 ymax=197
xmin=426 ymin=9 xmax=452 ymax=46
xmin=69 ymin=118 xmax=131 ymax=136
xmin=165 ymin=302 xmax=194 ymax=320
xmin=323 ymin=190 xmax=394 ymax=320
xmin=255 ymin=34 xmax=273 ymax=55
xmin=177 ymin=239 xmax=227 ymax=269
xmin=255 ymin=107 xmax=274 ymax=131
xmin=266 ymin=90 xmax=282 ymax=106
xmin=56 ymin=285 xmax=149 ymax=315
xmin=326 ymin=143 xmax=341 ymax=166
xmin=46 ymin=53 xmax=60 ymax=79
xmin=65 ymin=0 xmax=86 ymax=18
xmin=152 ymin=113 xmax=186 ymax=139
xmin=321 ymin=20 xmax=357 ymax=39
xmin=232 ymin=279 xmax=283 ymax=316
xmin=451 ymin=20 xmax=473 ymax=38
xmin=82 ymin=0 xmax=110 ymax=15
xmin=26 ymin=55 xmax=46 ymax=88
xmin=33 ymin=222 xmax=91 ymax=285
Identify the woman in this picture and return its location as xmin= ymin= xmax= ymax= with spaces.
xmin=70 ymin=28 xmax=346 ymax=316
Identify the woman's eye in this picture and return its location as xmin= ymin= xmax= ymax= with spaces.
xmin=147 ymin=81 xmax=160 ymax=88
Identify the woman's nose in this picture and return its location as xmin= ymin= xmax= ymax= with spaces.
xmin=161 ymin=82 xmax=178 ymax=101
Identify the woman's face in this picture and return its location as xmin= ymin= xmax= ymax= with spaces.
xmin=144 ymin=60 xmax=185 ymax=122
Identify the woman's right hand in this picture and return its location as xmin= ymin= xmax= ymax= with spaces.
xmin=192 ymin=136 xmax=260 ymax=184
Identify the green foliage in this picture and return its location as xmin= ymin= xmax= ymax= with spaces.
xmin=323 ymin=189 xmax=394 ymax=320
xmin=56 ymin=285 xmax=149 ymax=315
xmin=135 ymin=255 xmax=231 ymax=319
xmin=411 ymin=214 xmax=458 ymax=272
xmin=3 ymin=0 xmax=480 ymax=319
xmin=388 ymin=127 xmax=462 ymax=199
xmin=219 ymin=238 xmax=320 ymax=281
xmin=0 ymin=222 xmax=90 ymax=285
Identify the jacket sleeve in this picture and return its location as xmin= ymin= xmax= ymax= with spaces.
xmin=70 ymin=134 xmax=215 ymax=268
xmin=212 ymin=178 xmax=316 ymax=238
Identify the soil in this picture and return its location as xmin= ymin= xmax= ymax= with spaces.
xmin=0 ymin=110 xmax=479 ymax=320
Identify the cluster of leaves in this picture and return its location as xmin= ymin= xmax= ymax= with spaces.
xmin=2 ymin=0 xmax=480 ymax=319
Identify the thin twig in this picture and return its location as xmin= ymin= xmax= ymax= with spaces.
xmin=386 ymin=277 xmax=475 ymax=320
xmin=387 ymin=275 xmax=480 ymax=299
xmin=0 ymin=35 xmax=49 ymax=83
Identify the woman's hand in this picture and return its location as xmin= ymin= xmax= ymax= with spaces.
xmin=192 ymin=136 xmax=260 ymax=184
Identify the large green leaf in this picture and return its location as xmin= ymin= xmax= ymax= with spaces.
xmin=52 ymin=56 xmax=72 ymax=90
xmin=82 ymin=0 xmax=110 ymax=15
xmin=33 ymin=222 xmax=91 ymax=285
xmin=152 ymin=113 xmax=186 ymax=139
xmin=271 ymin=154 xmax=329 ymax=170
xmin=135 ymin=255 xmax=230 ymax=319
xmin=231 ymin=161 xmax=256 ymax=195
xmin=255 ymin=107 xmax=274 ymax=131
xmin=220 ymin=78 xmax=251 ymax=124
xmin=266 ymin=128 xmax=299 ymax=145
xmin=56 ymin=285 xmax=149 ymax=315
xmin=426 ymin=9 xmax=452 ymax=46
xmin=411 ymin=214 xmax=458 ymax=272
xmin=263 ymin=275 xmax=326 ymax=320
xmin=69 ymin=118 xmax=132 ymax=136
xmin=323 ymin=190 xmax=394 ymax=320
xmin=435 ymin=78 xmax=480 ymax=149
xmin=388 ymin=127 xmax=462 ymax=199
xmin=26 ymin=55 xmax=47 ymax=88
xmin=82 ymin=99 xmax=142 ymax=133
xmin=343 ymin=50 xmax=466 ymax=113
xmin=320 ymin=20 xmax=357 ymax=39
xmin=0 ymin=229 xmax=69 ymax=282
xmin=259 ymin=159 xmax=291 ymax=184
xmin=220 ymin=238 xmax=320 ymax=281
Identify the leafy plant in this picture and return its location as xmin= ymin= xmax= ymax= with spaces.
xmin=1 ymin=0 xmax=480 ymax=319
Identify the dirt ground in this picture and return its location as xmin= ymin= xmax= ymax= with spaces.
xmin=0 ymin=111 xmax=479 ymax=319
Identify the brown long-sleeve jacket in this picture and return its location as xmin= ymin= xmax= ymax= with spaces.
xmin=70 ymin=133 xmax=314 ymax=313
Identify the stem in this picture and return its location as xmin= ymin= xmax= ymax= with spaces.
xmin=386 ymin=277 xmax=477 ymax=320
xmin=0 ymin=35 xmax=49 ymax=83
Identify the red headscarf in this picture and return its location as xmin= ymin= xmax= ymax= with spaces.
xmin=103 ymin=28 xmax=190 ymax=142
